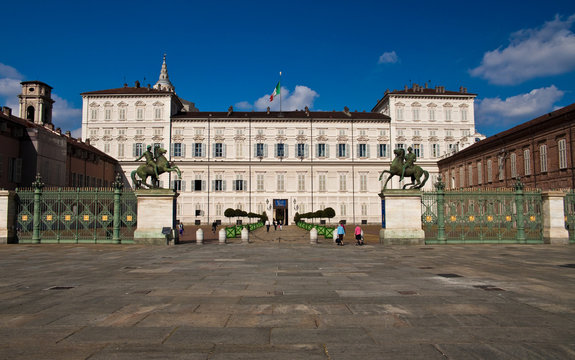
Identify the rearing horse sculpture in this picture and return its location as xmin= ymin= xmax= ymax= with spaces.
xmin=379 ymin=148 xmax=429 ymax=191
xmin=131 ymin=148 xmax=181 ymax=189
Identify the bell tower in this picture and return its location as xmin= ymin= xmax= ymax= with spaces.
xmin=18 ymin=81 xmax=55 ymax=125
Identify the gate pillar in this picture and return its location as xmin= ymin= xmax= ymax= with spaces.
xmin=542 ymin=191 xmax=569 ymax=244
xmin=0 ymin=190 xmax=16 ymax=244
xmin=379 ymin=189 xmax=425 ymax=245
xmin=134 ymin=189 xmax=179 ymax=245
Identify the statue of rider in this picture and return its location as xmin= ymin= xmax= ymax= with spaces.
xmin=400 ymin=147 xmax=417 ymax=182
xmin=135 ymin=145 xmax=159 ymax=178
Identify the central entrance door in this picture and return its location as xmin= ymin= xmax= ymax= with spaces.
xmin=273 ymin=199 xmax=288 ymax=224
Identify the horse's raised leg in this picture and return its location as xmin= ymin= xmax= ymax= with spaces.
xmin=382 ymin=174 xmax=394 ymax=191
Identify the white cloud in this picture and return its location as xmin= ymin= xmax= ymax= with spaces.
xmin=244 ymin=85 xmax=319 ymax=111
xmin=0 ymin=63 xmax=23 ymax=79
xmin=470 ymin=14 xmax=575 ymax=85
xmin=234 ymin=101 xmax=252 ymax=110
xmin=0 ymin=78 xmax=22 ymax=97
xmin=378 ymin=51 xmax=399 ymax=64
xmin=51 ymin=94 xmax=82 ymax=131
xmin=476 ymin=85 xmax=564 ymax=126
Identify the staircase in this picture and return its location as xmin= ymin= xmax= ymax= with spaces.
xmin=249 ymin=225 xmax=323 ymax=244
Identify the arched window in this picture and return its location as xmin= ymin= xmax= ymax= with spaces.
xmin=26 ymin=106 xmax=35 ymax=121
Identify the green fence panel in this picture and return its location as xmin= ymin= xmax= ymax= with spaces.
xmin=225 ymin=226 xmax=236 ymax=238
xmin=324 ymin=227 xmax=334 ymax=239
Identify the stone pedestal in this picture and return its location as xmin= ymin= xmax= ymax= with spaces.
xmin=379 ymin=190 xmax=425 ymax=245
xmin=310 ymin=228 xmax=318 ymax=244
xmin=219 ymin=229 xmax=227 ymax=244
xmin=0 ymin=191 xmax=16 ymax=244
xmin=241 ymin=227 xmax=249 ymax=243
xmin=133 ymin=189 xmax=179 ymax=245
xmin=196 ymin=228 xmax=204 ymax=245
xmin=542 ymin=191 xmax=569 ymax=245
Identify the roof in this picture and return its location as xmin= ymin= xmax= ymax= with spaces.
xmin=20 ymin=80 xmax=53 ymax=89
xmin=171 ymin=110 xmax=390 ymax=121
xmin=372 ymin=84 xmax=476 ymax=111
xmin=81 ymin=86 xmax=174 ymax=95
xmin=438 ymin=102 xmax=575 ymax=164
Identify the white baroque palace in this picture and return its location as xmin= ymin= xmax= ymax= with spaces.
xmin=81 ymin=57 xmax=484 ymax=225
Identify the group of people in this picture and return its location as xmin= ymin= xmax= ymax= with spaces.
xmin=336 ymin=222 xmax=365 ymax=246
xmin=265 ymin=218 xmax=283 ymax=232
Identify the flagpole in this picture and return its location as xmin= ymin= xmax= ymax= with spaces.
xmin=279 ymin=71 xmax=282 ymax=113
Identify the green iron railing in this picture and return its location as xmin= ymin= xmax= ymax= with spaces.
xmin=15 ymin=174 xmax=137 ymax=244
xmin=296 ymin=221 xmax=335 ymax=239
xmin=224 ymin=222 xmax=263 ymax=238
xmin=422 ymin=179 xmax=543 ymax=244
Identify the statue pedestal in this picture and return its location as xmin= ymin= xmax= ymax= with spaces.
xmin=379 ymin=190 xmax=425 ymax=245
xmin=134 ymin=189 xmax=179 ymax=245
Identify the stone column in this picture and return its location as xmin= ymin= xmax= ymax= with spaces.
xmin=310 ymin=227 xmax=318 ymax=244
xmin=218 ymin=229 xmax=226 ymax=244
xmin=0 ymin=191 xmax=16 ymax=244
xmin=133 ymin=189 xmax=179 ymax=245
xmin=196 ymin=228 xmax=204 ymax=245
xmin=542 ymin=191 xmax=569 ymax=245
xmin=379 ymin=189 xmax=425 ymax=245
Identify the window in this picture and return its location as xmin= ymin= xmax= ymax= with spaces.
xmin=105 ymin=109 xmax=111 ymax=120
xmin=216 ymin=203 xmax=223 ymax=216
xmin=172 ymin=179 xmax=182 ymax=191
xmin=136 ymin=129 xmax=144 ymax=136
xmin=215 ymin=128 xmax=224 ymax=135
xmin=136 ymin=108 xmax=144 ymax=120
xmin=256 ymin=143 xmax=265 ymax=157
xmin=277 ymin=173 xmax=285 ymax=191
xmin=298 ymin=173 xmax=305 ymax=192
xmin=524 ymin=149 xmax=531 ymax=175
xmin=117 ymin=143 xmax=124 ymax=158
xmin=446 ymin=130 xmax=453 ymax=137
xmin=318 ymin=129 xmax=326 ymax=136
xmin=378 ymin=144 xmax=388 ymax=158
xmin=338 ymin=129 xmax=346 ymax=136
xmin=358 ymin=143 xmax=368 ymax=158
xmin=428 ymin=107 xmax=435 ymax=121
xmin=462 ymin=129 xmax=470 ymax=137
xmin=104 ymin=143 xmax=110 ymax=153
xmin=236 ymin=128 xmax=244 ymax=135
xmin=195 ymin=128 xmax=204 ymax=136
xmin=340 ymin=203 xmax=346 ymax=216
xmin=318 ymin=173 xmax=326 ymax=192
xmin=214 ymin=174 xmax=224 ymax=191
xmin=396 ymin=143 xmax=405 ymax=149
xmin=540 ymin=144 xmax=548 ymax=172
xmin=445 ymin=108 xmax=452 ymax=121
xmin=413 ymin=144 xmax=423 ymax=158
xmin=91 ymin=109 xmax=98 ymax=120
xmin=461 ymin=108 xmax=468 ymax=121
xmin=276 ymin=143 xmax=285 ymax=158
xmin=487 ymin=159 xmax=493 ymax=182
xmin=559 ymin=139 xmax=567 ymax=169
xmin=317 ymin=143 xmax=327 ymax=157
xmin=498 ymin=156 xmax=504 ymax=180
xmin=339 ymin=173 xmax=347 ymax=191
xmin=119 ymin=108 xmax=126 ymax=120
xmin=459 ymin=167 xmax=465 ymax=188
xmin=468 ymin=164 xmax=473 ymax=186
xmin=359 ymin=129 xmax=367 ymax=136
xmin=511 ymin=153 xmax=517 ymax=178
xmin=234 ymin=175 xmax=245 ymax=191
xmin=173 ymin=143 xmax=183 ymax=157
xmin=193 ymin=179 xmax=203 ymax=191
xmin=412 ymin=107 xmax=420 ymax=121
xmin=477 ymin=161 xmax=482 ymax=184
xmin=361 ymin=203 xmax=368 ymax=216
xmin=337 ymin=144 xmax=347 ymax=157
xmin=396 ymin=106 xmax=404 ymax=120
xmin=397 ymin=129 xmax=405 ymax=136
xmin=134 ymin=143 xmax=144 ymax=157
xmin=256 ymin=174 xmax=265 ymax=191
xmin=297 ymin=143 xmax=306 ymax=158
xmin=432 ymin=144 xmax=440 ymax=157
xmin=379 ymin=129 xmax=388 ymax=136
xmin=153 ymin=128 xmax=162 ymax=136
xmin=118 ymin=129 xmax=126 ymax=136
xmin=194 ymin=143 xmax=204 ymax=157
xmin=173 ymin=128 xmax=183 ymax=136
xmin=214 ymin=143 xmax=224 ymax=158
xmin=236 ymin=142 xmax=244 ymax=158
xmin=154 ymin=107 xmax=163 ymax=119
xmin=360 ymin=173 xmax=367 ymax=192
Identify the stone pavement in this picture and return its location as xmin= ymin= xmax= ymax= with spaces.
xmin=0 ymin=237 xmax=574 ymax=359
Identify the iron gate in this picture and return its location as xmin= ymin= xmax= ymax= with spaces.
xmin=15 ymin=175 xmax=137 ymax=244
xmin=422 ymin=180 xmax=543 ymax=244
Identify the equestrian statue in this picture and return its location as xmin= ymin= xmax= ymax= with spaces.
xmin=131 ymin=145 xmax=181 ymax=189
xmin=379 ymin=147 xmax=429 ymax=191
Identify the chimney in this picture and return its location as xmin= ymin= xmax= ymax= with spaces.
xmin=65 ymin=130 xmax=71 ymax=137
xmin=2 ymin=106 xmax=12 ymax=116
xmin=463 ymin=87 xmax=467 ymax=93
xmin=424 ymin=82 xmax=428 ymax=89
xmin=266 ymin=106 xmax=270 ymax=115
xmin=305 ymin=106 xmax=310 ymax=116
xmin=135 ymin=80 xmax=140 ymax=88
xmin=404 ymin=85 xmax=408 ymax=91
xmin=56 ymin=127 xmax=61 ymax=134
xmin=85 ymin=138 xmax=90 ymax=145
xmin=44 ymin=123 xmax=54 ymax=130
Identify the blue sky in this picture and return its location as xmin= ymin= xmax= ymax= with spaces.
xmin=1 ymin=0 xmax=575 ymax=138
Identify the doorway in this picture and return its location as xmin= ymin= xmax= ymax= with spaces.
xmin=273 ymin=199 xmax=288 ymax=224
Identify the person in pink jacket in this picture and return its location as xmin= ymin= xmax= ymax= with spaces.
xmin=354 ymin=225 xmax=364 ymax=246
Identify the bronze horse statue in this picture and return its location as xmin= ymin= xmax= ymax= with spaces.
xmin=131 ymin=148 xmax=181 ymax=189
xmin=379 ymin=148 xmax=429 ymax=191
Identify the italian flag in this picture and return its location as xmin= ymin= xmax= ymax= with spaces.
xmin=270 ymin=82 xmax=280 ymax=101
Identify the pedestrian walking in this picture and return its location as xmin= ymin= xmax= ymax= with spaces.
xmin=178 ymin=223 xmax=184 ymax=236
xmin=279 ymin=219 xmax=283 ymax=231
xmin=273 ymin=219 xmax=277 ymax=231
xmin=336 ymin=222 xmax=345 ymax=246
xmin=354 ymin=225 xmax=364 ymax=246
xmin=212 ymin=221 xmax=217 ymax=233
xmin=265 ymin=219 xmax=270 ymax=232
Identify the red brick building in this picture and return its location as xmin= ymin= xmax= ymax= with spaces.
xmin=438 ymin=103 xmax=575 ymax=190
xmin=0 ymin=105 xmax=117 ymax=190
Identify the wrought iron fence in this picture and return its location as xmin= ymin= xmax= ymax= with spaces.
xmin=15 ymin=175 xmax=136 ymax=244
xmin=564 ymin=190 xmax=575 ymax=244
xmin=422 ymin=183 xmax=543 ymax=244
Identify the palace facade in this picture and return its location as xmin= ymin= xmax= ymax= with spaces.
xmin=81 ymin=57 xmax=484 ymax=225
